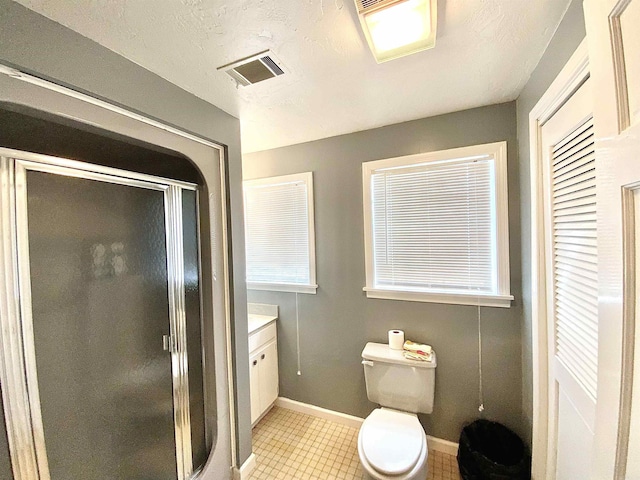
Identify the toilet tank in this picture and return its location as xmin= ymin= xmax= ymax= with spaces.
xmin=362 ymin=342 xmax=436 ymax=414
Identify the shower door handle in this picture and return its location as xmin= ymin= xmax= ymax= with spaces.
xmin=162 ymin=334 xmax=174 ymax=353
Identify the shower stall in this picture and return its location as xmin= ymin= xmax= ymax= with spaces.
xmin=0 ymin=67 xmax=234 ymax=480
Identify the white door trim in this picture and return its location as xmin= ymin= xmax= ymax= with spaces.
xmin=528 ymin=39 xmax=589 ymax=480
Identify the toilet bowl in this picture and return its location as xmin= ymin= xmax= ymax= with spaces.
xmin=357 ymin=408 xmax=428 ymax=480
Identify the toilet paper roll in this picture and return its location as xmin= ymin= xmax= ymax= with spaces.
xmin=388 ymin=330 xmax=405 ymax=350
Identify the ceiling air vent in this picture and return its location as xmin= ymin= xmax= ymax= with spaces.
xmin=218 ymin=50 xmax=285 ymax=87
xmin=357 ymin=0 xmax=389 ymax=12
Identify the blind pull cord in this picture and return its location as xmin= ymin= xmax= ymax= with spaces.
xmin=294 ymin=182 xmax=303 ymax=376
xmin=478 ymin=301 xmax=484 ymax=414
xmin=472 ymin=159 xmax=484 ymax=415
xmin=296 ymin=292 xmax=302 ymax=376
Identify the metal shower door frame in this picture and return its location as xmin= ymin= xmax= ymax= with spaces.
xmin=0 ymin=146 xmax=197 ymax=480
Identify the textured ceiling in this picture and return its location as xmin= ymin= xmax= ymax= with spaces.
xmin=16 ymin=0 xmax=571 ymax=153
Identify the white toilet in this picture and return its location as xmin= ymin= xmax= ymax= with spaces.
xmin=358 ymin=342 xmax=437 ymax=480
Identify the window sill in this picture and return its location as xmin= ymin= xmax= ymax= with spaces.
xmin=363 ymin=287 xmax=513 ymax=308
xmin=248 ymin=282 xmax=317 ymax=294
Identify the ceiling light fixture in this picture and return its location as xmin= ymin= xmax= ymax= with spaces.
xmin=355 ymin=0 xmax=437 ymax=63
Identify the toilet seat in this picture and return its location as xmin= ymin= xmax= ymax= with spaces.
xmin=360 ymin=408 xmax=425 ymax=476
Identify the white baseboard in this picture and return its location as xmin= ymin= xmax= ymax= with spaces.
xmin=427 ymin=435 xmax=459 ymax=456
xmin=232 ymin=453 xmax=256 ymax=480
xmin=275 ymin=397 xmax=364 ymax=429
xmin=274 ymin=397 xmax=459 ymax=456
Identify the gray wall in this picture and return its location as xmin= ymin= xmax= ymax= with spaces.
xmin=244 ymin=102 xmax=524 ymax=442
xmin=0 ymin=0 xmax=252 ymax=466
xmin=516 ymin=0 xmax=586 ymax=444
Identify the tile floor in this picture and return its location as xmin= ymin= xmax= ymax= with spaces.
xmin=248 ymin=406 xmax=461 ymax=480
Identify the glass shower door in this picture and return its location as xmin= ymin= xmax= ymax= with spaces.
xmin=25 ymin=170 xmax=177 ymax=480
xmin=0 ymin=151 xmax=198 ymax=480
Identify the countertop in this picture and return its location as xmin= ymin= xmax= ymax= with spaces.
xmin=248 ymin=313 xmax=277 ymax=335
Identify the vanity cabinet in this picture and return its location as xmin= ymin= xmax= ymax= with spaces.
xmin=248 ymin=321 xmax=278 ymax=424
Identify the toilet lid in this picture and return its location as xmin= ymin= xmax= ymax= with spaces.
xmin=361 ymin=409 xmax=424 ymax=476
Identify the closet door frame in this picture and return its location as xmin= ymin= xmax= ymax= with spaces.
xmin=0 ymin=147 xmax=197 ymax=480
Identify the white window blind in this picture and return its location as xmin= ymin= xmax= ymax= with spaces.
xmin=363 ymin=143 xmax=512 ymax=307
xmin=243 ymin=172 xmax=317 ymax=294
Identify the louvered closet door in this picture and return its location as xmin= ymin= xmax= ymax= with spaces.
xmin=541 ymin=78 xmax=597 ymax=480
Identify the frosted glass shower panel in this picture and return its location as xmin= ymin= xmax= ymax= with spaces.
xmin=26 ymin=171 xmax=177 ymax=480
xmin=182 ymin=189 xmax=207 ymax=469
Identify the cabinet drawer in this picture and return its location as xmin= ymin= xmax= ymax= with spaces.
xmin=249 ymin=322 xmax=276 ymax=353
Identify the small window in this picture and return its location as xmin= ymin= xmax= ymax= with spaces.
xmin=362 ymin=142 xmax=512 ymax=307
xmin=243 ymin=172 xmax=317 ymax=294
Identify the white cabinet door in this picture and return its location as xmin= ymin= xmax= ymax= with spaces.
xmin=259 ymin=341 xmax=279 ymax=413
xmin=249 ymin=351 xmax=261 ymax=425
xmin=249 ymin=325 xmax=279 ymax=425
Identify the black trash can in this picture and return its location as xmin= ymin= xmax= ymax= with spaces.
xmin=457 ymin=419 xmax=530 ymax=480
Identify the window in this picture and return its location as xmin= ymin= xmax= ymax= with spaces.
xmin=362 ymin=142 xmax=512 ymax=307
xmin=243 ymin=172 xmax=317 ymax=294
